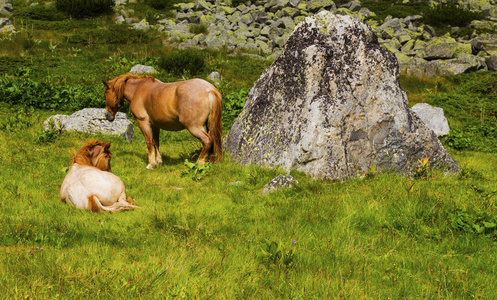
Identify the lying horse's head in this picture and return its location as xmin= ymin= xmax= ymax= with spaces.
xmin=73 ymin=140 xmax=112 ymax=172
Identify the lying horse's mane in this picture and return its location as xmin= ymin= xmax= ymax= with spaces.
xmin=72 ymin=139 xmax=112 ymax=172
xmin=109 ymin=74 xmax=156 ymax=105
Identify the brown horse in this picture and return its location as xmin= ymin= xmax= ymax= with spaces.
xmin=60 ymin=140 xmax=138 ymax=212
xmin=102 ymin=74 xmax=222 ymax=169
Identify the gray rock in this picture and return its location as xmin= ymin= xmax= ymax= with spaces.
xmin=207 ymin=71 xmax=222 ymax=82
xmin=224 ymin=12 xmax=460 ymax=180
xmin=0 ymin=0 xmax=12 ymax=15
xmin=44 ymin=108 xmax=134 ymax=142
xmin=307 ymin=0 xmax=335 ymax=12
xmin=471 ymin=34 xmax=497 ymax=55
xmin=411 ymin=103 xmax=450 ymax=137
xmin=263 ymin=175 xmax=298 ymax=194
xmin=486 ymin=54 xmax=497 ymax=71
xmin=0 ymin=17 xmax=10 ymax=27
xmin=132 ymin=19 xmax=151 ymax=30
xmin=129 ymin=64 xmax=157 ymax=74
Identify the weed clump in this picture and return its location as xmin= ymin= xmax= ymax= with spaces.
xmin=55 ymin=0 xmax=114 ymax=19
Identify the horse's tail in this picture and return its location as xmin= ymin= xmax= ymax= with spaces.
xmin=87 ymin=195 xmax=139 ymax=213
xmin=208 ymin=89 xmax=223 ymax=162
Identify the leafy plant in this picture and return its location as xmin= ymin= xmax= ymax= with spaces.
xmin=449 ymin=209 xmax=497 ymax=234
xmin=415 ymin=156 xmax=431 ymax=179
xmin=55 ymin=0 xmax=114 ymax=18
xmin=0 ymin=73 xmax=103 ymax=110
xmin=365 ymin=164 xmax=378 ymax=179
xmin=443 ymin=128 xmax=473 ymax=150
xmin=183 ymin=159 xmax=212 ymax=181
xmin=35 ymin=119 xmax=63 ymax=144
xmin=158 ymin=49 xmax=206 ymax=76
xmin=260 ymin=240 xmax=296 ymax=269
xmin=222 ymin=88 xmax=249 ymax=127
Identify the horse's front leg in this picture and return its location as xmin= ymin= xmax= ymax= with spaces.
xmin=152 ymin=125 xmax=163 ymax=166
xmin=137 ymin=120 xmax=158 ymax=169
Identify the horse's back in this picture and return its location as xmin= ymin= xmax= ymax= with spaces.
xmin=139 ymin=78 xmax=218 ymax=129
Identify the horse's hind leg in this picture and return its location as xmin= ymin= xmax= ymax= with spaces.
xmin=152 ymin=125 xmax=163 ymax=166
xmin=187 ymin=126 xmax=212 ymax=166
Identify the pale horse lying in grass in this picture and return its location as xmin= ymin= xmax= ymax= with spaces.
xmin=60 ymin=140 xmax=139 ymax=212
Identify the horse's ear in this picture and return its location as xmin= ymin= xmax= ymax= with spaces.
xmin=102 ymin=80 xmax=110 ymax=89
xmin=105 ymin=142 xmax=111 ymax=150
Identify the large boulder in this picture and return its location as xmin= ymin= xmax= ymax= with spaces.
xmin=44 ymin=108 xmax=134 ymax=142
xmin=224 ymin=11 xmax=460 ymax=180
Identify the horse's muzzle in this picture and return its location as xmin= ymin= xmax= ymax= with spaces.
xmin=105 ymin=111 xmax=115 ymax=122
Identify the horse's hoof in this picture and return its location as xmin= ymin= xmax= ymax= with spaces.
xmin=146 ymin=164 xmax=156 ymax=169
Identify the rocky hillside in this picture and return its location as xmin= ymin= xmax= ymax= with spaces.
xmin=2 ymin=0 xmax=497 ymax=77
xmin=120 ymin=0 xmax=497 ymax=77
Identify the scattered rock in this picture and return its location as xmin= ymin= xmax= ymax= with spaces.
xmin=263 ymin=175 xmax=298 ymax=194
xmin=411 ymin=103 xmax=450 ymax=137
xmin=207 ymin=71 xmax=222 ymax=83
xmin=129 ymin=64 xmax=157 ymax=74
xmin=44 ymin=108 xmax=134 ymax=142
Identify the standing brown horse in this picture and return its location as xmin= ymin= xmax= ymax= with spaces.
xmin=103 ymin=74 xmax=222 ymax=169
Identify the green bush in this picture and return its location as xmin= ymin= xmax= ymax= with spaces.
xmin=16 ymin=5 xmax=67 ymax=21
xmin=65 ymin=24 xmax=158 ymax=45
xmin=158 ymin=49 xmax=206 ymax=76
xmin=361 ymin=0 xmax=428 ymax=21
xmin=0 ymin=71 xmax=103 ymax=110
xmin=145 ymin=0 xmax=171 ymax=10
xmin=423 ymin=2 xmax=482 ymax=28
xmin=55 ymin=0 xmax=114 ymax=18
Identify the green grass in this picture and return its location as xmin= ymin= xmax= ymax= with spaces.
xmin=1 ymin=1 xmax=497 ymax=298
xmin=1 ymin=111 xmax=497 ymax=298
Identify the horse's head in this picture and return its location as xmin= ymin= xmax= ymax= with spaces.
xmin=73 ymin=140 xmax=113 ymax=172
xmin=102 ymin=80 xmax=123 ymax=122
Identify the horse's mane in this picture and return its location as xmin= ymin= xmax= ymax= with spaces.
xmin=72 ymin=139 xmax=112 ymax=172
xmin=109 ymin=74 xmax=156 ymax=104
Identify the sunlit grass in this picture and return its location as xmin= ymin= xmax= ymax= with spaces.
xmin=1 ymin=110 xmax=496 ymax=298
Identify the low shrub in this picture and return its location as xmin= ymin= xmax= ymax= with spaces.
xmin=16 ymin=5 xmax=67 ymax=21
xmin=189 ymin=23 xmax=208 ymax=35
xmin=158 ymin=49 xmax=206 ymax=76
xmin=361 ymin=0 xmax=428 ymax=21
xmin=55 ymin=0 xmax=114 ymax=18
xmin=423 ymin=2 xmax=482 ymax=28
xmin=145 ymin=0 xmax=171 ymax=10
xmin=65 ymin=24 xmax=158 ymax=45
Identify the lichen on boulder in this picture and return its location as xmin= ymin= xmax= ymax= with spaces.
xmin=224 ymin=11 xmax=460 ymax=180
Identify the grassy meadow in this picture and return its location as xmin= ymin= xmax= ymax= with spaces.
xmin=1 ymin=0 xmax=497 ymax=299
